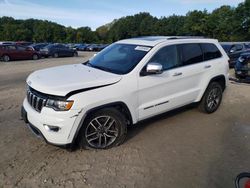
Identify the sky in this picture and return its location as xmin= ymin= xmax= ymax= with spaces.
xmin=0 ymin=0 xmax=245 ymax=30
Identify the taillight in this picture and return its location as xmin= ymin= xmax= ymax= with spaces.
xmin=245 ymin=179 xmax=250 ymax=188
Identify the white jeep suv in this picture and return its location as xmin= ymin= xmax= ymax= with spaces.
xmin=21 ymin=36 xmax=229 ymax=149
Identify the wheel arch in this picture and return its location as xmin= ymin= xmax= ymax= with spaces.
xmin=84 ymin=102 xmax=133 ymax=125
xmin=209 ymin=75 xmax=226 ymax=91
xmin=71 ymin=101 xmax=133 ymax=145
xmin=1 ymin=53 xmax=11 ymax=60
xmin=197 ymin=74 xmax=226 ymax=102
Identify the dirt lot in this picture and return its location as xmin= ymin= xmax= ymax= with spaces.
xmin=0 ymin=52 xmax=250 ymax=188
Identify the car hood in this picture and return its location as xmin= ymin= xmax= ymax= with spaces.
xmin=27 ymin=64 xmax=122 ymax=97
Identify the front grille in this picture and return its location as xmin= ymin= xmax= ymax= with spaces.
xmin=27 ymin=88 xmax=47 ymax=112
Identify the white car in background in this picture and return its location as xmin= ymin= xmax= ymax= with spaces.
xmin=21 ymin=36 xmax=229 ymax=150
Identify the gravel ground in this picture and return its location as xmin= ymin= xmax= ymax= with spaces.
xmin=0 ymin=52 xmax=250 ymax=188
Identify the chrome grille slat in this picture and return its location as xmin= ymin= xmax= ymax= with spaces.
xmin=26 ymin=88 xmax=47 ymax=113
xmin=42 ymin=99 xmax=46 ymax=107
xmin=35 ymin=96 xmax=39 ymax=110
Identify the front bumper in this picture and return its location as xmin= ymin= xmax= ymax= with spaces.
xmin=22 ymin=98 xmax=81 ymax=145
xmin=40 ymin=51 xmax=50 ymax=57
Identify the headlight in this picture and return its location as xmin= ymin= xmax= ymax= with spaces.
xmin=46 ymin=99 xmax=74 ymax=111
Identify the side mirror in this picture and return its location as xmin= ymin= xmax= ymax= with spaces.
xmin=146 ymin=62 xmax=163 ymax=74
xmin=230 ymin=49 xmax=236 ymax=53
xmin=26 ymin=47 xmax=32 ymax=51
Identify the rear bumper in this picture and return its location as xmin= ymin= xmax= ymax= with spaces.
xmin=22 ymin=98 xmax=82 ymax=145
xmin=40 ymin=51 xmax=50 ymax=57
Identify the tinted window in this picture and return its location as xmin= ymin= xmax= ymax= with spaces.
xmin=201 ymin=43 xmax=222 ymax=61
xmin=221 ymin=44 xmax=231 ymax=52
xmin=180 ymin=43 xmax=203 ymax=65
xmin=149 ymin=45 xmax=181 ymax=70
xmin=17 ymin=46 xmax=26 ymax=51
xmin=7 ymin=45 xmax=16 ymax=50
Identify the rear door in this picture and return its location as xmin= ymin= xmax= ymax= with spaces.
xmin=138 ymin=43 xmax=206 ymax=120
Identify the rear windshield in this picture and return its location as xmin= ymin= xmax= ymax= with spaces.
xmin=221 ymin=44 xmax=231 ymax=52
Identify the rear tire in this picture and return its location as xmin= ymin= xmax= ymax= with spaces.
xmin=78 ymin=108 xmax=127 ymax=150
xmin=2 ymin=55 xmax=10 ymax=62
xmin=199 ymin=82 xmax=223 ymax=114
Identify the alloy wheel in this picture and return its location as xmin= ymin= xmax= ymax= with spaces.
xmin=206 ymin=87 xmax=221 ymax=111
xmin=3 ymin=55 xmax=10 ymax=62
xmin=85 ymin=116 xmax=119 ymax=149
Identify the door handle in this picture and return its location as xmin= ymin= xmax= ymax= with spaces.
xmin=204 ymin=65 xmax=211 ymax=69
xmin=173 ymin=72 xmax=182 ymax=76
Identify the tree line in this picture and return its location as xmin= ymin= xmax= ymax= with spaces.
xmin=0 ymin=0 xmax=249 ymax=43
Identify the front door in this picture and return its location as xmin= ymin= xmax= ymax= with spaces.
xmin=137 ymin=43 xmax=206 ymax=121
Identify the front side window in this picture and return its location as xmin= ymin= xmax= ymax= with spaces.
xmin=149 ymin=45 xmax=181 ymax=70
xmin=87 ymin=43 xmax=150 ymax=74
xmin=180 ymin=43 xmax=203 ymax=65
xmin=201 ymin=43 xmax=222 ymax=61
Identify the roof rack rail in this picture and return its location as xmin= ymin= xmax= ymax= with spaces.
xmin=167 ymin=36 xmax=205 ymax=40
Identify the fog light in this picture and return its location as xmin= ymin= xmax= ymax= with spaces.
xmin=44 ymin=124 xmax=60 ymax=132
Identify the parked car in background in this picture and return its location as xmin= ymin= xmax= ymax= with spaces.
xmin=40 ymin=44 xmax=78 ymax=58
xmin=97 ymin=44 xmax=109 ymax=51
xmin=0 ymin=41 xmax=14 ymax=45
xmin=29 ymin=43 xmax=49 ymax=51
xmin=0 ymin=44 xmax=40 ymax=62
xmin=86 ymin=44 xmax=109 ymax=51
xmin=65 ymin=43 xmax=77 ymax=49
xmin=75 ymin=44 xmax=90 ymax=51
xmin=85 ymin=44 xmax=98 ymax=51
xmin=234 ymin=52 xmax=250 ymax=79
xmin=16 ymin=41 xmax=33 ymax=47
xmin=220 ymin=42 xmax=250 ymax=67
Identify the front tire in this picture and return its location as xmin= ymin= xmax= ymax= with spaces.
xmin=2 ymin=55 xmax=10 ymax=62
xmin=53 ymin=53 xmax=59 ymax=58
xmin=78 ymin=108 xmax=127 ymax=150
xmin=199 ymin=82 xmax=223 ymax=114
xmin=32 ymin=54 xmax=39 ymax=60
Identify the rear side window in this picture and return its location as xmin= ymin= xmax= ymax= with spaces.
xmin=179 ymin=43 xmax=203 ymax=65
xmin=201 ymin=43 xmax=222 ymax=61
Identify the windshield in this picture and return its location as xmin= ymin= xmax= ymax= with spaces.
xmin=86 ymin=43 xmax=151 ymax=74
